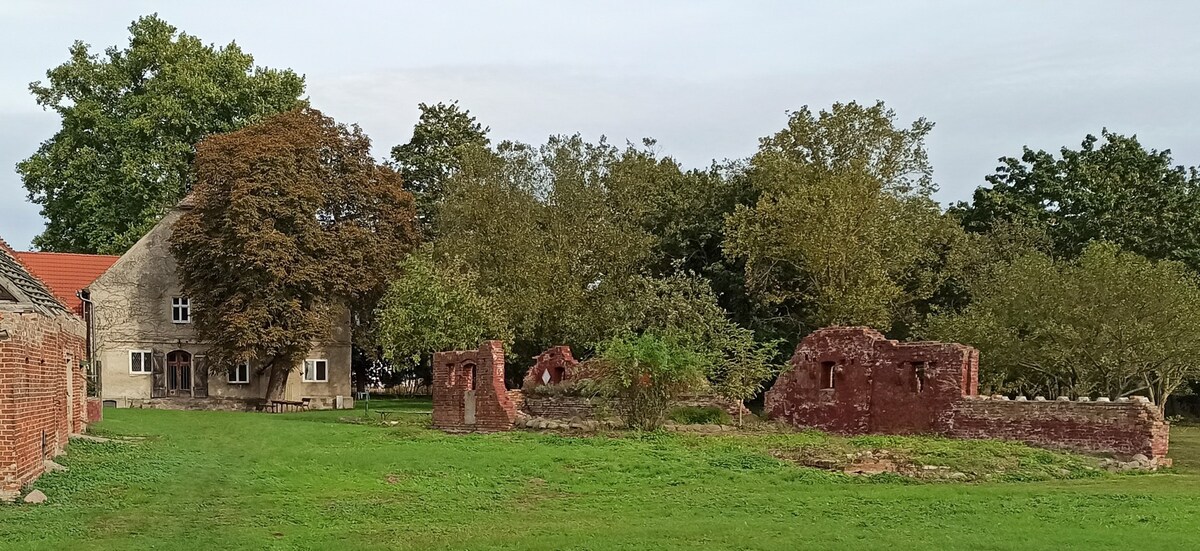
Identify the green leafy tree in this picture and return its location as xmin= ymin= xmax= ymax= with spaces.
xmin=171 ymin=107 xmax=417 ymax=401
xmin=19 ymin=14 xmax=305 ymax=254
xmin=594 ymin=332 xmax=710 ymax=430
xmin=612 ymin=274 xmax=781 ymax=424
xmin=436 ymin=136 xmax=654 ymax=358
xmin=725 ymin=101 xmax=960 ymax=337
xmin=924 ymin=242 xmax=1200 ymax=410
xmin=391 ymin=101 xmax=490 ymax=236
xmin=954 ymin=130 xmax=1200 ymax=269
xmin=376 ymin=248 xmax=509 ymax=368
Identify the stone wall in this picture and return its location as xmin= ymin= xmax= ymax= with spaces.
xmin=765 ymin=326 xmax=1170 ymax=462
xmin=948 ymin=396 xmax=1170 ymax=461
xmin=522 ymin=395 xmax=605 ymax=419
xmin=517 ymin=393 xmax=745 ymax=422
xmin=432 ymin=341 xmax=516 ymax=432
xmin=0 ymin=310 xmax=87 ymax=499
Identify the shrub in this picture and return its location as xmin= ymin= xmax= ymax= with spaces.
xmin=595 ymin=332 xmax=709 ymax=430
xmin=669 ymin=406 xmax=731 ymax=425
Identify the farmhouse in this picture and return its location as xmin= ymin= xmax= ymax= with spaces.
xmin=0 ymin=239 xmax=88 ymax=500
xmin=18 ymin=199 xmax=354 ymax=411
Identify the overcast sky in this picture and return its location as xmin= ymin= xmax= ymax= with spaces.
xmin=2 ymin=1 xmax=1198 ymax=250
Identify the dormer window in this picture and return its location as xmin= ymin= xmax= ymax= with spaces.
xmin=171 ymin=297 xmax=191 ymax=324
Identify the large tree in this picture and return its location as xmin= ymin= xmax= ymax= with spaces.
xmin=20 ymin=14 xmax=305 ymax=254
xmin=436 ymin=136 xmax=653 ymax=356
xmin=390 ymin=101 xmax=490 ymax=237
xmin=953 ymin=130 xmax=1200 ymax=269
xmin=171 ymin=107 xmax=417 ymax=401
xmin=725 ymin=101 xmax=961 ymax=338
xmin=924 ymin=242 xmax=1200 ymax=410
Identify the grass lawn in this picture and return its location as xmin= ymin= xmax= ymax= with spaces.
xmin=2 ymin=399 xmax=1199 ymax=550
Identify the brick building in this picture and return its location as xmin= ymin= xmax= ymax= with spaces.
xmin=431 ymin=341 xmax=517 ymax=432
xmin=765 ymin=327 xmax=1169 ymax=462
xmin=0 ymin=240 xmax=88 ymax=500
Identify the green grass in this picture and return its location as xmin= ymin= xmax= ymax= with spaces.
xmin=2 ymin=398 xmax=1199 ymax=550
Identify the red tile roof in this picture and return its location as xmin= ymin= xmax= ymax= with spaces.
xmin=14 ymin=252 xmax=120 ymax=316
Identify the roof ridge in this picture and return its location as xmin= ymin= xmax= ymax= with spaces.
xmin=16 ymin=250 xmax=122 ymax=259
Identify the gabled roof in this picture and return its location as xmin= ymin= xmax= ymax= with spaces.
xmin=14 ymin=251 xmax=120 ymax=316
xmin=0 ymin=237 xmax=68 ymax=314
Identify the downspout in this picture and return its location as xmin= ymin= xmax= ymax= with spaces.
xmin=77 ymin=289 xmax=99 ymax=399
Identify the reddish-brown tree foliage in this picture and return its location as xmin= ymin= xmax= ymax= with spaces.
xmin=171 ymin=107 xmax=417 ymax=401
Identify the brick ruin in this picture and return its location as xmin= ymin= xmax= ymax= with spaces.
xmin=435 ymin=343 xmax=749 ymax=430
xmin=431 ymin=341 xmax=517 ymax=432
xmin=1 ymin=245 xmax=89 ymax=500
xmin=765 ymin=327 xmax=1170 ymax=463
xmin=521 ymin=346 xmax=579 ymax=389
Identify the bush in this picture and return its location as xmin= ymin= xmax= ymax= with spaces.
xmin=668 ymin=406 xmax=731 ymax=425
xmin=595 ymin=332 xmax=709 ymax=430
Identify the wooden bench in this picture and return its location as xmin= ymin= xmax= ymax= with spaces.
xmin=264 ymin=398 xmax=311 ymax=413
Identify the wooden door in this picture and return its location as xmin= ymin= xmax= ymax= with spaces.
xmin=166 ymin=350 xmax=192 ymax=397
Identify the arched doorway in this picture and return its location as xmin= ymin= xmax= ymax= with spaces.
xmin=166 ymin=350 xmax=192 ymax=396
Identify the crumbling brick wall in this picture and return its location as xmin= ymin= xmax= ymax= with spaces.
xmin=0 ymin=310 xmax=87 ymax=498
xmin=522 ymin=346 xmax=580 ymax=390
xmin=765 ymin=327 xmax=977 ymax=435
xmin=432 ymin=341 xmax=516 ymax=432
xmin=948 ymin=396 xmax=1169 ymax=460
xmin=765 ymin=326 xmax=1169 ymax=462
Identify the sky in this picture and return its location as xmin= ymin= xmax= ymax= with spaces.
xmin=2 ymin=0 xmax=1199 ymax=250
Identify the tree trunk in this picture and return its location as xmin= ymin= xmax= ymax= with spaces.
xmin=264 ymin=360 xmax=291 ymax=402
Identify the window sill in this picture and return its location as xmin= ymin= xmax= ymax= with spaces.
xmin=129 ymin=372 xmax=152 ymax=376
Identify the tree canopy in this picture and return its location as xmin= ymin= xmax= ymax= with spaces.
xmin=725 ymin=101 xmax=961 ymax=336
xmin=924 ymin=242 xmax=1200 ymax=409
xmin=391 ymin=101 xmax=491 ymax=237
xmin=953 ymin=130 xmax=1200 ymax=269
xmin=376 ymin=248 xmax=508 ymax=368
xmin=171 ymin=107 xmax=417 ymax=401
xmin=19 ymin=14 xmax=305 ymax=254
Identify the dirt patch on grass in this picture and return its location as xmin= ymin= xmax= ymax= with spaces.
xmin=772 ymin=448 xmax=972 ymax=480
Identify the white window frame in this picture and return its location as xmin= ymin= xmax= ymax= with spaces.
xmin=171 ymin=296 xmax=191 ymax=324
xmin=228 ymin=360 xmax=251 ymax=384
xmin=303 ymin=359 xmax=328 ymax=383
xmin=129 ymin=350 xmax=152 ymax=375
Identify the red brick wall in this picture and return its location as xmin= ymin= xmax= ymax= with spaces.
xmin=765 ymin=327 xmax=976 ymax=435
xmin=432 ymin=341 xmax=516 ymax=433
xmin=765 ymin=326 xmax=1169 ymax=461
xmin=522 ymin=346 xmax=579 ymax=390
xmin=948 ymin=396 xmax=1169 ymax=460
xmin=0 ymin=310 xmax=87 ymax=497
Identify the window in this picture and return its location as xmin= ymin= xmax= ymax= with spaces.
xmin=820 ymin=361 xmax=836 ymax=390
xmin=912 ymin=361 xmax=927 ymax=393
xmin=171 ymin=297 xmax=191 ymax=323
xmin=228 ymin=360 xmax=250 ymax=384
xmin=130 ymin=350 xmax=152 ymax=374
xmin=303 ymin=359 xmax=328 ymax=382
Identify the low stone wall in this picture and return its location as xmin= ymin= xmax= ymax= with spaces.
xmin=518 ymin=393 xmax=745 ymax=423
xmin=948 ymin=396 xmax=1170 ymax=462
xmin=126 ymin=397 xmax=257 ymax=411
xmin=522 ymin=395 xmax=608 ymax=420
